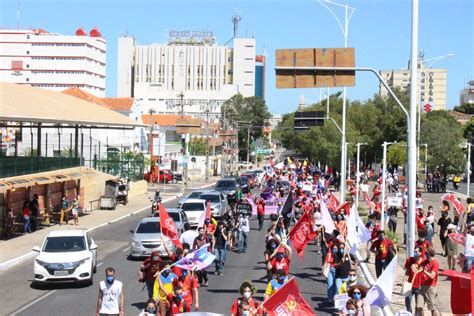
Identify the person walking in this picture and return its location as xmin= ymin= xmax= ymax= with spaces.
xmin=5 ymin=208 xmax=16 ymax=238
xmin=437 ymin=209 xmax=452 ymax=257
xmin=140 ymin=251 xmax=162 ymax=299
xmin=370 ymin=230 xmax=397 ymax=277
xmin=415 ymin=247 xmax=440 ymax=316
xmin=445 ymin=224 xmax=458 ymax=270
xmin=213 ymin=221 xmax=228 ymax=276
xmin=463 ymin=223 xmax=474 ymax=272
xmin=403 ymin=246 xmax=424 ymax=314
xmin=71 ymin=195 xmax=80 ymax=226
xmin=193 ymin=227 xmax=211 ymax=287
xmin=179 ymin=223 xmax=198 ymax=247
xmin=29 ymin=194 xmax=39 ymax=231
xmin=256 ymin=199 xmax=265 ymax=231
xmin=59 ymin=194 xmax=70 ymax=225
xmin=138 ymin=298 xmax=158 ymax=316
xmin=22 ymin=201 xmax=32 ymax=233
xmin=237 ymin=214 xmax=250 ymax=253
xmin=96 ymin=267 xmax=124 ymax=316
xmin=230 ymin=281 xmax=263 ymax=316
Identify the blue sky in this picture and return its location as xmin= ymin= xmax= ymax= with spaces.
xmin=1 ymin=0 xmax=473 ymax=114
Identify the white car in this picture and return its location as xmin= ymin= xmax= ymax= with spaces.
xmin=238 ymin=161 xmax=253 ymax=170
xmin=180 ymin=198 xmax=206 ymax=227
xmin=33 ymin=229 xmax=98 ymax=286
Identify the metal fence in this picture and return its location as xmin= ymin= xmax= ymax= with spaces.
xmin=83 ymin=154 xmax=145 ymax=181
xmin=0 ymin=156 xmax=79 ymax=178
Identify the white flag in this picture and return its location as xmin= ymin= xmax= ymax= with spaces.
xmin=364 ymin=255 xmax=398 ymax=307
xmin=320 ymin=201 xmax=336 ymax=233
xmin=346 ymin=206 xmax=372 ymax=254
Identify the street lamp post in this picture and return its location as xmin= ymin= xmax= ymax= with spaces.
xmin=318 ymin=0 xmax=355 ymax=202
xmin=346 ymin=142 xmax=352 ymax=180
xmin=381 ymin=141 xmax=396 ymax=231
xmin=421 ymin=143 xmax=428 ymax=185
xmin=467 ymin=142 xmax=471 ymax=197
xmin=355 ymin=142 xmax=368 ymax=208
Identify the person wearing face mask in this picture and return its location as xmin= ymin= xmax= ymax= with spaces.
xmin=172 ymin=268 xmax=199 ymax=311
xmin=414 ymin=230 xmax=432 ymax=257
xmin=334 ymin=244 xmax=358 ymax=294
xmin=141 ymin=251 xmax=163 ymax=299
xmin=230 ymin=281 xmax=263 ymax=316
xmin=437 ymin=209 xmax=452 ymax=257
xmin=444 ymin=224 xmax=458 ymax=270
xmin=264 ymin=269 xmax=289 ymax=302
xmin=339 ymin=269 xmax=359 ymax=294
xmin=154 ymin=264 xmax=178 ymax=315
xmin=463 ymin=223 xmax=474 ymax=273
xmin=415 ymin=247 xmax=440 ymax=316
xmin=324 ymin=244 xmax=340 ymax=304
xmin=267 ymin=243 xmax=292 ymax=282
xmin=370 ymin=230 xmax=397 ymax=277
xmin=96 ymin=267 xmax=124 ymax=316
xmin=138 ymin=298 xmax=158 ymax=316
xmin=193 ymin=227 xmax=211 ymax=287
xmin=343 ymin=298 xmax=369 ymax=316
xmin=344 ymin=285 xmax=370 ymax=315
xmin=213 ymin=221 xmax=228 ymax=276
xmin=167 ymin=284 xmax=191 ymax=315
xmin=402 ymin=246 xmax=424 ymax=314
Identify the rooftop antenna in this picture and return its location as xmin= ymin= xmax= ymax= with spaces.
xmin=232 ymin=14 xmax=241 ymax=38
xmin=16 ymin=0 xmax=21 ymax=29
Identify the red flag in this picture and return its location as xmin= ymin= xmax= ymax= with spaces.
xmin=448 ymin=233 xmax=465 ymax=245
xmin=328 ymin=194 xmax=339 ymax=212
xmin=263 ymin=277 xmax=315 ymax=316
xmin=364 ymin=192 xmax=371 ymax=206
xmin=159 ymin=205 xmax=182 ymax=249
xmin=442 ymin=193 xmax=465 ymax=215
xmin=289 ymin=212 xmax=316 ymax=261
xmin=336 ymin=201 xmax=351 ymax=216
xmin=197 ymin=201 xmax=212 ymax=229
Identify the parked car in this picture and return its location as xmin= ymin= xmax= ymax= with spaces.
xmin=238 ymin=161 xmax=253 ymax=170
xmin=130 ymin=217 xmax=175 ymax=259
xmin=152 ymin=208 xmax=189 ymax=233
xmin=241 ymin=173 xmax=256 ymax=189
xmin=171 ymin=171 xmax=183 ymax=183
xmin=239 ymin=176 xmax=250 ymax=193
xmin=178 ymin=190 xmax=206 ymax=207
xmin=32 ymin=229 xmax=98 ymax=286
xmin=180 ymin=198 xmax=207 ymax=227
xmin=199 ymin=190 xmax=228 ymax=219
xmin=159 ymin=170 xmax=173 ymax=183
xmin=215 ymin=178 xmax=241 ymax=203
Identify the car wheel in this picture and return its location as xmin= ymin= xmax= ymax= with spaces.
xmin=93 ymin=263 xmax=97 ymax=274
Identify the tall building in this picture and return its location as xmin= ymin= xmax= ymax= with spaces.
xmin=0 ymin=28 xmax=106 ymax=97
xmin=379 ymin=56 xmax=447 ymax=110
xmin=460 ymin=80 xmax=474 ymax=105
xmin=117 ymin=31 xmax=265 ymax=122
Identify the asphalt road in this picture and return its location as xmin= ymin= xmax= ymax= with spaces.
xmin=1 ymin=191 xmax=332 ymax=316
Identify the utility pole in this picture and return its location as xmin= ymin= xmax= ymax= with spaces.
xmin=467 ymin=142 xmax=471 ymax=197
xmin=247 ymin=124 xmax=251 ymax=163
xmin=355 ymin=142 xmax=367 ymax=208
xmin=381 ymin=141 xmax=395 ymax=231
xmin=205 ymin=101 xmax=210 ymax=181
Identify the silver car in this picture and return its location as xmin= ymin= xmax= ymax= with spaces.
xmin=199 ymin=190 xmax=228 ymax=219
xmin=129 ymin=217 xmax=176 ymax=258
xmin=178 ymin=190 xmax=206 ymax=207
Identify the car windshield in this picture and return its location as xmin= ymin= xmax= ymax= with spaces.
xmin=216 ymin=181 xmax=235 ymax=189
xmin=241 ymin=177 xmax=249 ymax=184
xmin=136 ymin=221 xmax=161 ymax=234
xmin=43 ymin=236 xmax=86 ymax=252
xmin=200 ymin=194 xmax=220 ymax=203
xmin=188 ymin=191 xmax=203 ymax=198
xmin=182 ymin=203 xmax=205 ymax=211
xmin=169 ymin=212 xmax=181 ymax=222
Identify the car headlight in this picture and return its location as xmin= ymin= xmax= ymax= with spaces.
xmin=71 ymin=258 xmax=89 ymax=268
xmin=230 ymin=190 xmax=236 ymax=195
xmin=36 ymin=259 xmax=48 ymax=267
xmin=131 ymin=239 xmax=141 ymax=247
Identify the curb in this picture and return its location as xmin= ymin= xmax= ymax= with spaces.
xmin=0 ymin=187 xmax=196 ymax=271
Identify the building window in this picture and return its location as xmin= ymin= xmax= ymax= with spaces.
xmin=26 ymin=78 xmax=29 ymax=82
xmin=26 ymin=51 xmax=30 ymax=54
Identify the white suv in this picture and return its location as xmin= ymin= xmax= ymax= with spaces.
xmin=180 ymin=198 xmax=206 ymax=227
xmin=33 ymin=229 xmax=98 ymax=286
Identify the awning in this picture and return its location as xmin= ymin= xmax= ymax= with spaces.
xmin=4 ymin=178 xmax=35 ymax=189
xmin=0 ymin=82 xmax=145 ymax=128
xmin=31 ymin=176 xmax=54 ymax=185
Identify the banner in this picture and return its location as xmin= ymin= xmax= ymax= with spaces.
xmin=365 ymin=255 xmax=398 ymax=307
xmin=236 ymin=203 xmax=253 ymax=217
xmin=320 ymin=201 xmax=336 ymax=233
xmin=289 ymin=211 xmax=317 ymax=262
xmin=159 ymin=205 xmax=182 ymax=249
xmin=442 ymin=193 xmax=465 ymax=215
xmin=346 ymin=206 xmax=371 ymax=254
xmin=448 ymin=233 xmax=465 ymax=245
xmin=263 ymin=277 xmax=315 ymax=316
xmin=328 ymin=193 xmax=339 ymax=212
xmin=246 ymin=197 xmax=287 ymax=215
xmin=174 ymin=243 xmax=216 ymax=271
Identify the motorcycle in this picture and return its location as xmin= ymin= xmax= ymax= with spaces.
xmin=150 ymin=195 xmax=162 ymax=216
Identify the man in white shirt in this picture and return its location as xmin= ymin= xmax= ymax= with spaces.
xmin=180 ymin=223 xmax=199 ymax=247
xmin=464 ymin=223 xmax=474 ymax=272
xmin=96 ymin=267 xmax=124 ymax=316
xmin=237 ymin=214 xmax=250 ymax=253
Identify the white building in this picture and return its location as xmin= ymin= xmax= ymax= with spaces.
xmin=460 ymin=80 xmax=474 ymax=105
xmin=117 ymin=32 xmax=264 ymax=122
xmin=0 ymin=28 xmax=106 ymax=97
xmin=379 ymin=57 xmax=447 ymax=111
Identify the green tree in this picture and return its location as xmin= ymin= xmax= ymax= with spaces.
xmin=188 ymin=138 xmax=206 ymax=156
xmin=463 ymin=117 xmax=474 ymax=143
xmin=387 ymin=142 xmax=407 ymax=166
xmin=453 ymin=103 xmax=474 ymax=114
xmin=222 ymin=94 xmax=271 ymax=160
xmin=421 ymin=110 xmax=465 ymax=174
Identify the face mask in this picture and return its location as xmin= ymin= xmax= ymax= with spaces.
xmin=413 ymin=252 xmax=419 ymax=259
xmin=378 ymin=236 xmax=384 ymax=241
xmin=276 ymin=254 xmax=284 ymax=260
xmin=278 ymin=276 xmax=286 ymax=283
xmin=271 ymin=244 xmax=277 ymax=249
xmin=243 ymin=291 xmax=252 ymax=299
xmin=332 ymin=249 xmax=338 ymax=254
xmin=181 ymin=271 xmax=187 ymax=278
xmin=175 ymin=293 xmax=183 ymax=301
xmin=146 ymin=307 xmax=156 ymax=314
xmin=205 ymin=220 xmax=210 ymax=225
xmin=152 ymin=256 xmax=159 ymax=261
xmin=106 ymin=276 xmax=114 ymax=284
xmin=349 ymin=276 xmax=357 ymax=282
xmin=241 ymin=311 xmax=250 ymax=316
xmin=339 ymin=249 xmax=344 ymax=254
xmin=162 ymin=269 xmax=170 ymax=277
xmin=353 ymin=292 xmax=362 ymax=300
xmin=347 ymin=309 xmax=356 ymax=315
xmin=199 ymin=231 xmax=205 ymax=237
xmin=419 ymin=238 xmax=425 ymax=242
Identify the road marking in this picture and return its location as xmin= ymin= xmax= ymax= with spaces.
xmin=11 ymin=289 xmax=57 ymax=316
xmin=122 ymin=246 xmax=130 ymax=253
xmin=97 ymin=262 xmax=104 ymax=267
xmin=0 ymin=251 xmax=36 ymax=270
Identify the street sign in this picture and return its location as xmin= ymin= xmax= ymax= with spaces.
xmin=294 ymin=111 xmax=325 ymax=131
xmin=275 ymin=48 xmax=355 ymax=88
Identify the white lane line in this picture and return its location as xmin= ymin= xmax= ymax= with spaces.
xmin=97 ymin=262 xmax=104 ymax=267
xmin=122 ymin=246 xmax=130 ymax=253
xmin=0 ymin=251 xmax=36 ymax=271
xmin=11 ymin=289 xmax=57 ymax=316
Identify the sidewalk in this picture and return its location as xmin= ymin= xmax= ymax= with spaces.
xmin=0 ymin=176 xmax=219 ymax=270
xmin=358 ymin=191 xmax=457 ymax=315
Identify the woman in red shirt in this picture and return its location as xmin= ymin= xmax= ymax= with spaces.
xmin=230 ymin=281 xmax=263 ymax=316
xmin=22 ymin=201 xmax=32 ymax=233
